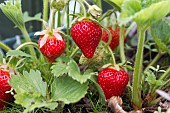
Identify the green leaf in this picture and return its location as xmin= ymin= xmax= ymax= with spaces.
xmin=145 ymin=70 xmax=164 ymax=86
xmin=23 ymin=12 xmax=41 ymax=23
xmin=150 ymin=18 xmax=170 ymax=54
xmin=51 ymin=76 xmax=88 ymax=104
xmin=0 ymin=0 xmax=24 ymax=29
xmin=51 ymin=56 xmax=70 ymax=77
xmin=119 ymin=0 xmax=141 ymax=26
xmin=120 ymin=0 xmax=170 ymax=30
xmin=141 ymin=0 xmax=161 ymax=8
xmin=9 ymin=70 xmax=47 ymax=97
xmin=8 ymin=70 xmax=56 ymax=112
xmin=90 ymin=75 xmax=106 ymax=104
xmin=6 ymin=50 xmax=33 ymax=58
xmin=105 ymin=0 xmax=124 ymax=9
xmin=67 ymin=60 xmax=93 ymax=84
xmin=15 ymin=93 xmax=58 ymax=113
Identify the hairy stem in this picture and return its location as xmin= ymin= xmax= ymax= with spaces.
xmin=16 ymin=42 xmax=39 ymax=50
xmin=66 ymin=4 xmax=70 ymax=35
xmin=20 ymin=27 xmax=36 ymax=58
xmin=70 ymin=46 xmax=79 ymax=58
xmin=107 ymin=45 xmax=116 ymax=66
xmin=132 ymin=28 xmax=145 ymax=109
xmin=66 ymin=3 xmax=70 ymax=56
xmin=119 ymin=26 xmax=126 ymax=64
xmin=72 ymin=0 xmax=77 ymax=20
xmin=77 ymin=0 xmax=87 ymax=17
xmin=0 ymin=41 xmax=11 ymax=52
xmin=57 ymin=11 xmax=61 ymax=27
xmin=82 ymin=0 xmax=91 ymax=8
xmin=49 ymin=9 xmax=57 ymax=33
xmin=42 ymin=0 xmax=49 ymax=29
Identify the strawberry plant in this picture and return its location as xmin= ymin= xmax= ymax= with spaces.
xmin=0 ymin=0 xmax=170 ymax=112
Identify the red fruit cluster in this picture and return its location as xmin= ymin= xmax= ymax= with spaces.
xmin=0 ymin=69 xmax=13 ymax=110
xmin=38 ymin=35 xmax=66 ymax=63
xmin=98 ymin=68 xmax=129 ymax=99
xmin=102 ymin=26 xmax=125 ymax=51
xmin=70 ymin=20 xmax=102 ymax=58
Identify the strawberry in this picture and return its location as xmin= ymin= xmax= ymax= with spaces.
xmin=0 ymin=69 xmax=13 ymax=110
xmin=98 ymin=67 xmax=129 ymax=99
xmin=38 ymin=34 xmax=66 ymax=63
xmin=102 ymin=26 xmax=126 ymax=51
xmin=70 ymin=19 xmax=102 ymax=58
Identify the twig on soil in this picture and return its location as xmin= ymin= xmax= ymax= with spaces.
xmin=108 ymin=96 xmax=127 ymax=113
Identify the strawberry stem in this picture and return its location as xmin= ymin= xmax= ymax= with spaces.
xmin=42 ymin=0 xmax=49 ymax=30
xmin=132 ymin=28 xmax=145 ymax=109
xmin=49 ymin=8 xmax=57 ymax=33
xmin=16 ymin=42 xmax=39 ymax=50
xmin=72 ymin=0 xmax=77 ymax=21
xmin=20 ymin=27 xmax=37 ymax=59
xmin=119 ymin=26 xmax=126 ymax=65
xmin=82 ymin=0 xmax=91 ymax=8
xmin=70 ymin=46 xmax=79 ymax=58
xmin=57 ymin=11 xmax=61 ymax=27
xmin=0 ymin=41 xmax=11 ymax=52
xmin=77 ymin=0 xmax=87 ymax=17
xmin=107 ymin=44 xmax=116 ymax=66
xmin=102 ymin=26 xmax=112 ymax=46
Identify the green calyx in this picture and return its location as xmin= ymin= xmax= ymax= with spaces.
xmin=88 ymin=5 xmax=102 ymax=18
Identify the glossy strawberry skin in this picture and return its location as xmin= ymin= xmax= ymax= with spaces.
xmin=102 ymin=26 xmax=124 ymax=51
xmin=98 ymin=68 xmax=129 ymax=99
xmin=70 ymin=20 xmax=102 ymax=58
xmin=0 ymin=69 xmax=12 ymax=110
xmin=38 ymin=35 xmax=66 ymax=63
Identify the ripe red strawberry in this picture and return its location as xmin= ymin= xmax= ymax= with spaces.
xmin=0 ymin=69 xmax=13 ymax=110
xmin=102 ymin=26 xmax=126 ymax=51
xmin=98 ymin=67 xmax=129 ymax=99
xmin=70 ymin=19 xmax=102 ymax=58
xmin=38 ymin=34 xmax=66 ymax=63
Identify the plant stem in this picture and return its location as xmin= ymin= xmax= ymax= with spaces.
xmin=72 ymin=0 xmax=77 ymax=20
xmin=70 ymin=46 xmax=79 ymax=58
xmin=102 ymin=26 xmax=112 ymax=46
xmin=144 ymin=52 xmax=163 ymax=72
xmin=119 ymin=26 xmax=126 ymax=64
xmin=66 ymin=3 xmax=70 ymax=56
xmin=95 ymin=0 xmax=102 ymax=8
xmin=49 ymin=9 xmax=57 ymax=33
xmin=125 ymin=22 xmax=136 ymax=37
xmin=82 ymin=0 xmax=91 ymax=8
xmin=66 ymin=4 xmax=70 ymax=35
xmin=42 ymin=0 xmax=49 ymax=30
xmin=159 ymin=67 xmax=170 ymax=80
xmin=16 ymin=42 xmax=39 ymax=50
xmin=132 ymin=28 xmax=145 ymax=109
xmin=159 ymin=78 xmax=170 ymax=90
xmin=0 ymin=41 xmax=11 ymax=52
xmin=77 ymin=0 xmax=87 ymax=17
xmin=107 ymin=45 xmax=116 ymax=66
xmin=20 ymin=27 xmax=36 ymax=58
xmin=57 ymin=11 xmax=61 ymax=27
